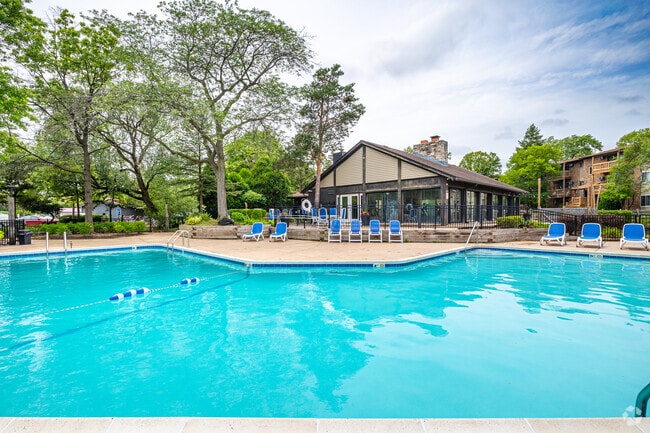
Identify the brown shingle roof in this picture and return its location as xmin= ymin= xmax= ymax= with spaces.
xmin=314 ymin=140 xmax=525 ymax=194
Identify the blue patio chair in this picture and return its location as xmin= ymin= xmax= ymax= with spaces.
xmin=388 ymin=219 xmax=403 ymax=243
xmin=576 ymin=223 xmax=602 ymax=248
xmin=242 ymin=221 xmax=264 ymax=242
xmin=368 ymin=219 xmax=382 ymax=243
xmin=269 ymin=222 xmax=287 ymax=242
xmin=620 ymin=223 xmax=648 ymax=250
xmin=540 ymin=223 xmax=566 ymax=246
xmin=348 ymin=219 xmax=362 ymax=242
xmin=329 ymin=208 xmax=338 ymax=221
xmin=310 ymin=208 xmax=318 ymax=225
xmin=317 ymin=208 xmax=328 ymax=228
xmin=328 ymin=219 xmax=342 ymax=242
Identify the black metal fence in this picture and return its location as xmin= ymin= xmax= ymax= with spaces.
xmin=279 ymin=203 xmax=648 ymax=241
xmin=0 ymin=220 xmax=26 ymax=245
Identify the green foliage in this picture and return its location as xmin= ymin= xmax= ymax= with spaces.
xmin=31 ymin=223 xmax=68 ymax=235
xmin=295 ymin=64 xmax=365 ymax=207
xmin=459 ymin=151 xmax=502 ymax=178
xmin=553 ymin=134 xmax=603 ymax=160
xmin=518 ymin=124 xmax=544 ymax=149
xmin=496 ymin=216 xmax=527 ymax=228
xmin=597 ymin=189 xmax=624 ymax=210
xmin=250 ymin=171 xmax=291 ymax=207
xmin=67 ymin=222 xmax=92 ymax=234
xmin=607 ymin=128 xmax=650 ymax=209
xmin=230 ymin=211 xmax=246 ymax=224
xmin=0 ymin=229 xmax=4 ymax=239
xmin=184 ymin=213 xmax=214 ymax=225
xmin=240 ymin=190 xmax=266 ymax=208
xmin=500 ymin=143 xmax=561 ymax=206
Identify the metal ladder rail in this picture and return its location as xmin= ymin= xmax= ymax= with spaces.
xmin=464 ymin=221 xmax=480 ymax=251
xmin=636 ymin=381 xmax=650 ymax=417
xmin=166 ymin=230 xmax=190 ymax=250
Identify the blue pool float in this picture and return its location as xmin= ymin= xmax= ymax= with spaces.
xmin=180 ymin=277 xmax=200 ymax=284
xmin=109 ymin=287 xmax=150 ymax=301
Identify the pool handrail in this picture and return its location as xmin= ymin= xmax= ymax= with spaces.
xmin=464 ymin=221 xmax=479 ymax=251
xmin=167 ymin=229 xmax=190 ymax=250
xmin=637 ymin=381 xmax=650 ymax=417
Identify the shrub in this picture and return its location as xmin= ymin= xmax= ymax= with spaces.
xmin=131 ymin=221 xmax=147 ymax=233
xmin=0 ymin=230 xmax=4 ymax=239
xmin=184 ymin=213 xmax=214 ymax=225
xmin=68 ymin=222 xmax=92 ymax=235
xmin=94 ymin=222 xmax=113 ymax=233
xmin=496 ymin=216 xmax=526 ymax=228
xmin=230 ymin=211 xmax=247 ymax=224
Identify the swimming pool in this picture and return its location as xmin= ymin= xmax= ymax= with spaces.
xmin=1 ymin=247 xmax=648 ymax=418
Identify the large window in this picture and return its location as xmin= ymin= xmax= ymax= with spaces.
xmin=641 ymin=195 xmax=650 ymax=207
xmin=366 ymin=191 xmax=398 ymax=221
xmin=402 ymin=188 xmax=441 ymax=223
xmin=642 ymin=172 xmax=650 ymax=183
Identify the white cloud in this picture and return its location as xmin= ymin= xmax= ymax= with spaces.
xmin=28 ymin=0 xmax=650 ymax=167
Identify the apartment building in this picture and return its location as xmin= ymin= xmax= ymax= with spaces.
xmin=548 ymin=147 xmax=648 ymax=210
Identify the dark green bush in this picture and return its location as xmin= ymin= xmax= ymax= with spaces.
xmin=68 ymin=222 xmax=92 ymax=234
xmin=496 ymin=216 xmax=525 ymax=228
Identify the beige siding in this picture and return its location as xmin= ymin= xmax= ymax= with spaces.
xmin=366 ymin=148 xmax=398 ymax=183
xmin=335 ymin=151 xmax=364 ymax=185
xmin=320 ymin=171 xmax=334 ymax=188
xmin=401 ymin=162 xmax=433 ymax=180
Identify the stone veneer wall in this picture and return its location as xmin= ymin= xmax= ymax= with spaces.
xmin=180 ymin=224 xmax=549 ymax=243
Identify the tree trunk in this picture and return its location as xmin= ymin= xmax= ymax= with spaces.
xmin=133 ymin=166 xmax=158 ymax=214
xmin=314 ymin=152 xmax=323 ymax=209
xmin=82 ymin=136 xmax=94 ymax=230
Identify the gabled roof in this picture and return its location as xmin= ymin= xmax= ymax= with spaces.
xmin=560 ymin=147 xmax=623 ymax=164
xmin=306 ymin=140 xmax=526 ymax=194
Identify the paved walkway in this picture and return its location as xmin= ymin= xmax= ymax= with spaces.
xmin=1 ymin=233 xmax=649 ymax=432
xmin=2 ymin=232 xmax=649 ymax=263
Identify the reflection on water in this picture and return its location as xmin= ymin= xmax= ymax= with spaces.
xmin=0 ymin=249 xmax=649 ymax=418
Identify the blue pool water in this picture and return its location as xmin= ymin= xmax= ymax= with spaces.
xmin=0 ymin=247 xmax=648 ymax=418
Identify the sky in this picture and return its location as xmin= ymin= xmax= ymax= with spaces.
xmin=28 ymin=0 xmax=650 ymax=167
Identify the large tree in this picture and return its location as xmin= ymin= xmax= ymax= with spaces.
xmin=554 ymin=134 xmax=603 ymax=160
xmin=294 ymin=64 xmax=365 ymax=208
xmin=0 ymin=0 xmax=41 ymax=155
xmin=459 ymin=151 xmax=502 ymax=178
xmin=518 ymin=124 xmax=544 ymax=149
xmin=126 ymin=0 xmax=311 ymax=219
xmin=501 ymin=125 xmax=560 ymax=206
xmin=14 ymin=9 xmax=122 ymax=226
xmin=601 ymin=128 xmax=650 ymax=209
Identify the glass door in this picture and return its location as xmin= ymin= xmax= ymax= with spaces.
xmin=338 ymin=194 xmax=360 ymax=220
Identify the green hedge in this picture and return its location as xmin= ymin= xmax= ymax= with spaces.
xmin=31 ymin=221 xmax=146 ymax=234
xmin=496 ymin=216 xmax=547 ymax=229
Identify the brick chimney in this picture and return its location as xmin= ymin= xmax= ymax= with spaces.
xmin=413 ymin=135 xmax=448 ymax=163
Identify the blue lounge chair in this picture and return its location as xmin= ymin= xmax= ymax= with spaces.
xmin=242 ymin=222 xmax=264 ymax=241
xmin=317 ymin=208 xmax=328 ymax=228
xmin=368 ymin=219 xmax=382 ymax=243
xmin=620 ymin=223 xmax=648 ymax=250
xmin=348 ymin=219 xmax=362 ymax=242
xmin=328 ymin=219 xmax=342 ymax=242
xmin=310 ymin=208 xmax=318 ymax=225
xmin=388 ymin=219 xmax=402 ymax=243
xmin=540 ymin=223 xmax=566 ymax=246
xmin=576 ymin=223 xmax=602 ymax=248
xmin=269 ymin=222 xmax=287 ymax=242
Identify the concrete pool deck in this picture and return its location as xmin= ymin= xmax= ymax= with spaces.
xmin=1 ymin=233 xmax=649 ymax=433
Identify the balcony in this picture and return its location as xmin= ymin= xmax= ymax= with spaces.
xmin=566 ymin=197 xmax=587 ymax=208
xmin=592 ymin=160 xmax=617 ymax=174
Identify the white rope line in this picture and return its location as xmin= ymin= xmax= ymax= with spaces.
xmin=40 ymin=271 xmax=243 ymax=317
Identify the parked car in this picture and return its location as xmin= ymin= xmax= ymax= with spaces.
xmin=19 ymin=215 xmax=59 ymax=226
